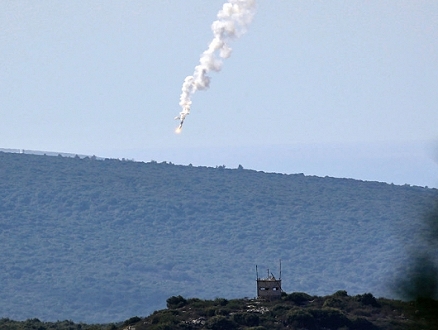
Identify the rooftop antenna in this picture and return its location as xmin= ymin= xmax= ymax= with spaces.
xmin=280 ymin=259 xmax=282 ymax=280
xmin=256 ymin=265 xmax=259 ymax=280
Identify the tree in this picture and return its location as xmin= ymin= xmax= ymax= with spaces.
xmin=166 ymin=295 xmax=187 ymax=309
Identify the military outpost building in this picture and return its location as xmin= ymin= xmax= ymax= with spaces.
xmin=256 ymin=262 xmax=282 ymax=300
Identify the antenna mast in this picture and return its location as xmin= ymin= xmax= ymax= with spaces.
xmin=280 ymin=259 xmax=282 ymax=280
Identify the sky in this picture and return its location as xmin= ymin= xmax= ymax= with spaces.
xmin=1 ymin=0 xmax=438 ymax=187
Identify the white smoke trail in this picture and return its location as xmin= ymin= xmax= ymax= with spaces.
xmin=175 ymin=0 xmax=256 ymax=132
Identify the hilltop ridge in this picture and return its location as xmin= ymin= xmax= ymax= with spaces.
xmin=2 ymin=292 xmax=437 ymax=329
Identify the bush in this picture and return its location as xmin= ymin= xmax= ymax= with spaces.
xmin=226 ymin=299 xmax=244 ymax=310
xmin=187 ymin=298 xmax=210 ymax=309
xmin=323 ymin=297 xmax=345 ymax=308
xmin=244 ymin=313 xmax=260 ymax=327
xmin=206 ymin=315 xmax=237 ymax=330
xmin=272 ymin=304 xmax=291 ymax=316
xmin=356 ymin=293 xmax=380 ymax=307
xmin=233 ymin=312 xmax=260 ymax=326
xmin=333 ymin=290 xmax=348 ymax=297
xmin=309 ymin=308 xmax=351 ymax=329
xmin=215 ymin=308 xmax=230 ymax=316
xmin=166 ymin=295 xmax=188 ymax=308
xmin=123 ymin=316 xmax=141 ymax=326
xmin=150 ymin=311 xmax=179 ymax=328
xmin=232 ymin=313 xmax=245 ymax=325
xmin=286 ymin=309 xmax=316 ymax=329
xmin=214 ymin=298 xmax=228 ymax=306
xmin=284 ymin=292 xmax=313 ymax=305
xmin=206 ymin=307 xmax=217 ymax=317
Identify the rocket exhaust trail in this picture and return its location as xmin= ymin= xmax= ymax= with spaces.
xmin=175 ymin=0 xmax=256 ymax=131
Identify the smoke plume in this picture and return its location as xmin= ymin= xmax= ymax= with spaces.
xmin=392 ymin=198 xmax=438 ymax=301
xmin=175 ymin=0 xmax=256 ymax=130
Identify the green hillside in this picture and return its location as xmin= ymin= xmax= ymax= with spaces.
xmin=0 ymin=151 xmax=437 ymax=323
xmin=2 ymin=292 xmax=438 ymax=329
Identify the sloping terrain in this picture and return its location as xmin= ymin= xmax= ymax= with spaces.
xmin=2 ymin=292 xmax=437 ymax=329
xmin=0 ymin=151 xmax=436 ymax=322
xmin=131 ymin=292 xmax=438 ymax=330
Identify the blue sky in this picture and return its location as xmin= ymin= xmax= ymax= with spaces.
xmin=1 ymin=1 xmax=438 ymax=187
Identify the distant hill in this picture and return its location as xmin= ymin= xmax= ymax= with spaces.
xmin=0 ymin=151 xmax=437 ymax=323
xmin=0 ymin=147 xmax=104 ymax=159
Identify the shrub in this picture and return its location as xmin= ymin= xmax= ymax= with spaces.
xmin=123 ymin=316 xmax=141 ymax=326
xmin=206 ymin=307 xmax=217 ymax=317
xmin=244 ymin=313 xmax=260 ymax=327
xmin=333 ymin=290 xmax=348 ymax=297
xmin=356 ymin=293 xmax=380 ymax=307
xmin=187 ymin=298 xmax=210 ymax=309
xmin=323 ymin=297 xmax=345 ymax=309
xmin=206 ymin=315 xmax=237 ymax=330
xmin=214 ymin=298 xmax=228 ymax=306
xmin=215 ymin=308 xmax=230 ymax=316
xmin=233 ymin=312 xmax=260 ymax=326
xmin=153 ymin=324 xmax=175 ymax=330
xmin=187 ymin=297 xmax=202 ymax=303
xmin=284 ymin=292 xmax=313 ymax=305
xmin=272 ymin=304 xmax=291 ymax=317
xmin=309 ymin=308 xmax=351 ymax=329
xmin=232 ymin=312 xmax=245 ymax=325
xmin=226 ymin=299 xmax=244 ymax=310
xmin=286 ymin=309 xmax=315 ymax=329
xmin=166 ymin=295 xmax=188 ymax=308
xmin=149 ymin=311 xmax=179 ymax=328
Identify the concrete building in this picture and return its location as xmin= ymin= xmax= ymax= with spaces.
xmin=256 ymin=265 xmax=282 ymax=300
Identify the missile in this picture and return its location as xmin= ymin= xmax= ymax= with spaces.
xmin=174 ymin=113 xmax=187 ymax=130
xmin=175 ymin=106 xmax=190 ymax=132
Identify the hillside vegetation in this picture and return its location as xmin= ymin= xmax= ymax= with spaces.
xmin=2 ymin=292 xmax=437 ymax=329
xmin=0 ymin=151 xmax=437 ymax=323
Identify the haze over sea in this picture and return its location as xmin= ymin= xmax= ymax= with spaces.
xmin=1 ymin=1 xmax=437 ymax=189
xmin=95 ymin=140 xmax=438 ymax=189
